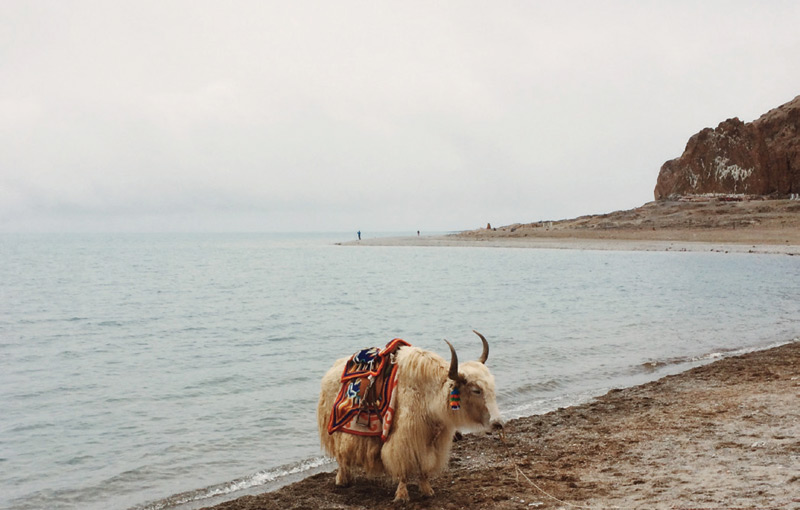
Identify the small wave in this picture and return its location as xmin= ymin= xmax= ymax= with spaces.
xmin=639 ymin=355 xmax=693 ymax=371
xmin=503 ymin=378 xmax=566 ymax=397
xmin=132 ymin=456 xmax=334 ymax=510
xmin=639 ymin=340 xmax=796 ymax=373
xmin=640 ymin=351 xmax=733 ymax=372
xmin=181 ymin=326 xmax=208 ymax=332
xmin=98 ymin=320 xmax=124 ymax=327
xmin=503 ymin=388 xmax=603 ymax=419
xmin=266 ymin=335 xmax=296 ymax=343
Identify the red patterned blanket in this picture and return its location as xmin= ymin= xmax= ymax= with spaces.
xmin=327 ymin=338 xmax=410 ymax=441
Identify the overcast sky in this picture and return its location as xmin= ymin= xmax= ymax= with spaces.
xmin=1 ymin=1 xmax=799 ymax=233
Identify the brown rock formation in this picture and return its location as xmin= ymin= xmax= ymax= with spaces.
xmin=655 ymin=95 xmax=800 ymax=199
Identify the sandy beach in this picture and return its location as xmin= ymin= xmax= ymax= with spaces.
xmin=342 ymin=198 xmax=800 ymax=255
xmin=204 ymin=341 xmax=799 ymax=510
xmin=342 ymin=234 xmax=800 ymax=255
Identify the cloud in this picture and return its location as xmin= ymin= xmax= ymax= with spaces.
xmin=2 ymin=1 xmax=799 ymax=232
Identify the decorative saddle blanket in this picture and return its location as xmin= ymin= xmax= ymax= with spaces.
xmin=327 ymin=338 xmax=410 ymax=441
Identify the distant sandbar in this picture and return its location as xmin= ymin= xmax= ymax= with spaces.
xmin=340 ymin=235 xmax=800 ymax=255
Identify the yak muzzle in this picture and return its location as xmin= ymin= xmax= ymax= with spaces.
xmin=489 ymin=420 xmax=506 ymax=442
xmin=486 ymin=420 xmax=504 ymax=434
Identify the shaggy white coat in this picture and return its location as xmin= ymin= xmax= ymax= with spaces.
xmin=317 ymin=345 xmax=501 ymax=502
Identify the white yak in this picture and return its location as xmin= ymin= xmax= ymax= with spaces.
xmin=317 ymin=331 xmax=502 ymax=502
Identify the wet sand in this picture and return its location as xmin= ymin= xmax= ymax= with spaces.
xmin=203 ymin=341 xmax=800 ymax=510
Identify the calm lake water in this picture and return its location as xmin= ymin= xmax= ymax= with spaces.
xmin=1 ymin=233 xmax=798 ymax=510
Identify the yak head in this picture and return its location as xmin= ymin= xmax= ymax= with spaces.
xmin=445 ymin=331 xmax=503 ymax=434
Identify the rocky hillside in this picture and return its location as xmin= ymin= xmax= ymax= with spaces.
xmin=655 ymin=95 xmax=800 ymax=199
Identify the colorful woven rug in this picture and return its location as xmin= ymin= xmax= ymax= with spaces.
xmin=327 ymin=338 xmax=410 ymax=441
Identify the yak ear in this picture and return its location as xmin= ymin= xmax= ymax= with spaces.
xmin=473 ymin=330 xmax=489 ymax=364
xmin=444 ymin=339 xmax=466 ymax=384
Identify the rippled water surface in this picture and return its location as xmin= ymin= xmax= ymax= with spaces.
xmin=1 ymin=233 xmax=798 ymax=510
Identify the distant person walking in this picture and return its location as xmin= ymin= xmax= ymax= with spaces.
xmin=417 ymin=230 xmax=420 ymax=236
xmin=357 ymin=230 xmax=361 ymax=241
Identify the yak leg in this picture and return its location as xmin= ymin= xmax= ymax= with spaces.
xmin=419 ymin=477 xmax=434 ymax=497
xmin=335 ymin=465 xmax=352 ymax=487
xmin=393 ymin=478 xmax=410 ymax=502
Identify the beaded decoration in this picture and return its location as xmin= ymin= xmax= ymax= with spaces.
xmin=449 ymin=386 xmax=461 ymax=410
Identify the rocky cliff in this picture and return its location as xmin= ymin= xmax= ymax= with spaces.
xmin=654 ymin=95 xmax=800 ymax=199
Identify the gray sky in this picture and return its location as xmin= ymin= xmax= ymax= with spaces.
xmin=2 ymin=1 xmax=799 ymax=233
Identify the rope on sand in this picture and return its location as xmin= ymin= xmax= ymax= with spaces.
xmin=514 ymin=462 xmax=648 ymax=510
xmin=514 ymin=464 xmax=600 ymax=509
xmin=501 ymin=430 xmax=620 ymax=510
xmin=499 ymin=425 xmax=642 ymax=509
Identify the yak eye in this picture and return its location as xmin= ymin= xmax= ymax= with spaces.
xmin=471 ymin=387 xmax=482 ymax=395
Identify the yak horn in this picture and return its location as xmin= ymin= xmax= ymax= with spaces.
xmin=474 ymin=330 xmax=489 ymax=364
xmin=444 ymin=340 xmax=464 ymax=383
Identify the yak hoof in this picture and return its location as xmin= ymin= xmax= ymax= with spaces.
xmin=419 ymin=479 xmax=435 ymax=498
xmin=335 ymin=468 xmax=351 ymax=487
xmin=393 ymin=481 xmax=409 ymax=503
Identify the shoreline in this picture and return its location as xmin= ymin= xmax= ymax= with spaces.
xmin=341 ymin=198 xmax=800 ymax=255
xmin=340 ymin=234 xmax=800 ymax=255
xmin=202 ymin=340 xmax=800 ymax=510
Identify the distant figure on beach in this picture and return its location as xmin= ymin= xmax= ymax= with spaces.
xmin=417 ymin=230 xmax=420 ymax=236
xmin=357 ymin=230 xmax=361 ymax=240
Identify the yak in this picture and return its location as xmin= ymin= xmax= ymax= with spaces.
xmin=317 ymin=331 xmax=502 ymax=502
